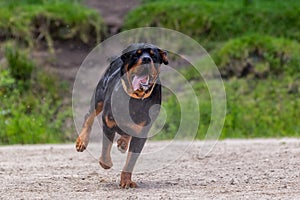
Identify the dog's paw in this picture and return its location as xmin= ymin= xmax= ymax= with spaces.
xmin=119 ymin=171 xmax=137 ymax=189
xmin=117 ymin=136 xmax=130 ymax=153
xmin=120 ymin=180 xmax=137 ymax=189
xmin=99 ymin=157 xmax=113 ymax=169
xmin=75 ymin=136 xmax=87 ymax=152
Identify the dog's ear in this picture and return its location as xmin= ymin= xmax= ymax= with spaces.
xmin=159 ymin=49 xmax=168 ymax=65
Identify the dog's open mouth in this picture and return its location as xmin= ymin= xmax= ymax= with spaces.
xmin=130 ymin=64 xmax=155 ymax=91
xmin=132 ymin=74 xmax=150 ymax=91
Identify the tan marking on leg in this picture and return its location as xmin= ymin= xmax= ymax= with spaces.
xmin=95 ymin=102 xmax=103 ymax=115
xmin=104 ymin=115 xmax=116 ymax=129
xmin=99 ymin=157 xmax=113 ymax=169
xmin=99 ymin=137 xmax=113 ymax=169
xmin=126 ymin=121 xmax=146 ymax=135
xmin=75 ymin=112 xmax=95 ymax=152
xmin=119 ymin=171 xmax=137 ymax=189
xmin=117 ymin=135 xmax=131 ymax=153
xmin=75 ymin=102 xmax=103 ymax=152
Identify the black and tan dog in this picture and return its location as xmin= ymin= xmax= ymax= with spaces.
xmin=75 ymin=43 xmax=168 ymax=188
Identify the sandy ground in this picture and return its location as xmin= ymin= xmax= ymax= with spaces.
xmin=0 ymin=139 xmax=299 ymax=199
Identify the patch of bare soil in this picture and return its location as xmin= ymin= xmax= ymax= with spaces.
xmin=37 ymin=0 xmax=140 ymax=83
xmin=84 ymin=0 xmax=140 ymax=34
xmin=0 ymin=139 xmax=299 ymax=199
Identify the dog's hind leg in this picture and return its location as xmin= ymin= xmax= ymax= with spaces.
xmin=117 ymin=134 xmax=131 ymax=153
xmin=75 ymin=101 xmax=103 ymax=152
xmin=99 ymin=125 xmax=115 ymax=169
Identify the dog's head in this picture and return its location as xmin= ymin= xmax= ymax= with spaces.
xmin=120 ymin=43 xmax=168 ymax=99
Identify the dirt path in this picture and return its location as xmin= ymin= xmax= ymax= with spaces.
xmin=1 ymin=139 xmax=299 ymax=199
xmin=41 ymin=0 xmax=140 ymax=82
xmin=84 ymin=0 xmax=140 ymax=34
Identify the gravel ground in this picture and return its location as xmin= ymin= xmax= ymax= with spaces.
xmin=0 ymin=139 xmax=299 ymax=199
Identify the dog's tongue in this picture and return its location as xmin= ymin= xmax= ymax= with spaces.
xmin=132 ymin=75 xmax=148 ymax=91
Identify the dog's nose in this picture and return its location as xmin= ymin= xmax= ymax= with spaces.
xmin=142 ymin=56 xmax=151 ymax=64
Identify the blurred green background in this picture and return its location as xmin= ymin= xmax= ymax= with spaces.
xmin=0 ymin=0 xmax=299 ymax=144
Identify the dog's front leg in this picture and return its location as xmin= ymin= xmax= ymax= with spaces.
xmin=76 ymin=102 xmax=103 ymax=152
xmin=120 ymin=137 xmax=147 ymax=188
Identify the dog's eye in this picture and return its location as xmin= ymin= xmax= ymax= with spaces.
xmin=149 ymin=50 xmax=154 ymax=56
xmin=136 ymin=49 xmax=142 ymax=56
xmin=150 ymin=49 xmax=157 ymax=58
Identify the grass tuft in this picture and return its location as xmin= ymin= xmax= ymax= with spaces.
xmin=0 ymin=0 xmax=106 ymax=49
xmin=214 ymin=34 xmax=300 ymax=78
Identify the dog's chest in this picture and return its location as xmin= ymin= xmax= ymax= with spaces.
xmin=105 ymin=81 xmax=161 ymax=134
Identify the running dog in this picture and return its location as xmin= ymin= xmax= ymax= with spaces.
xmin=75 ymin=43 xmax=168 ymax=188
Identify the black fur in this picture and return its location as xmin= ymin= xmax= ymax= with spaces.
xmin=76 ymin=43 xmax=168 ymax=187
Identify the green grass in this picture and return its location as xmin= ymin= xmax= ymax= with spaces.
xmin=152 ymin=75 xmax=300 ymax=140
xmin=214 ymin=34 xmax=300 ymax=78
xmin=0 ymin=44 xmax=72 ymax=144
xmin=0 ymin=0 xmax=106 ymax=49
xmin=0 ymin=0 xmax=105 ymax=144
xmin=125 ymin=0 xmax=300 ymax=139
xmin=1 ymin=0 xmax=300 ymax=143
xmin=222 ymin=77 xmax=300 ymax=138
xmin=124 ymin=0 xmax=300 ymax=49
xmin=4 ymin=44 xmax=34 ymax=85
